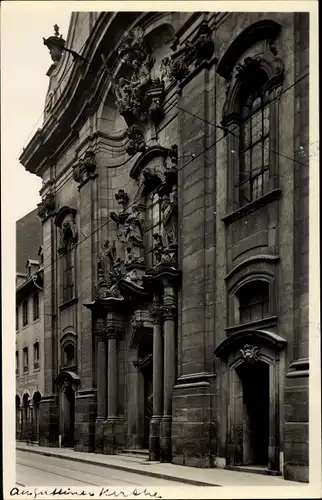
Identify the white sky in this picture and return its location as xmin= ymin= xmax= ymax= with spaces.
xmin=1 ymin=2 xmax=72 ymax=221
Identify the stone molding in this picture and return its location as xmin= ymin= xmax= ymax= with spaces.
xmin=37 ymin=192 xmax=56 ymax=223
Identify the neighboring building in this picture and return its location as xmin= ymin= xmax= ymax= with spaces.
xmin=16 ymin=210 xmax=44 ymax=442
xmin=19 ymin=12 xmax=309 ymax=482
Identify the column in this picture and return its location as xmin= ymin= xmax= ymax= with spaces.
xmin=95 ymin=316 xmax=107 ymax=453
xmin=107 ymin=330 xmax=118 ymax=418
xmin=104 ymin=324 xmax=124 ymax=455
xmin=96 ymin=337 xmax=107 ymax=419
xmin=149 ymin=295 xmax=163 ymax=461
xmin=160 ymin=281 xmax=177 ymax=462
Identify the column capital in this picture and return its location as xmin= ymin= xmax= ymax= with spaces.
xmin=106 ymin=325 xmax=124 ymax=339
xmin=95 ymin=317 xmax=106 ymax=339
xmin=161 ymin=305 xmax=177 ymax=321
xmin=149 ymin=304 xmax=162 ymax=324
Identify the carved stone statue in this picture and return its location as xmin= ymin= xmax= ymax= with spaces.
xmin=124 ymin=206 xmax=145 ymax=267
xmin=161 ymin=192 xmax=178 ymax=247
xmin=99 ymin=239 xmax=117 ymax=280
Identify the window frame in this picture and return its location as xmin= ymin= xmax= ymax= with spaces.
xmin=33 ymin=341 xmax=40 ymax=370
xmin=23 ymin=347 xmax=29 ymax=373
xmin=22 ymin=299 xmax=28 ymax=327
xmin=33 ymin=292 xmax=40 ymax=321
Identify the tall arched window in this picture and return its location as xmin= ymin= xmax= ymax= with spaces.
xmin=238 ymin=73 xmax=270 ymax=205
xmin=61 ymin=227 xmax=74 ymax=303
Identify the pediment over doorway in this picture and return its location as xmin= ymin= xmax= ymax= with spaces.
xmin=55 ymin=370 xmax=80 ymax=391
xmin=214 ymin=329 xmax=287 ymax=362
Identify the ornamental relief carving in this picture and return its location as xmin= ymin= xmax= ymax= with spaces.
xmin=160 ymin=21 xmax=214 ymax=82
xmin=114 ymin=27 xmax=164 ymax=127
xmin=240 ymin=344 xmax=260 ymax=363
xmin=37 ymin=192 xmax=56 ymax=222
xmin=72 ymin=151 xmax=97 ymax=184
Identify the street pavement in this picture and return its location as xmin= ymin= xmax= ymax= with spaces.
xmin=16 ymin=450 xmax=187 ymax=487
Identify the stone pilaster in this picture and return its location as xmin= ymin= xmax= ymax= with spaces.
xmin=149 ymin=295 xmax=163 ymax=461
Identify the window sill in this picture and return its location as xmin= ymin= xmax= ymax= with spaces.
xmin=33 ymin=318 xmax=40 ymax=324
xmin=225 ymin=315 xmax=278 ymax=335
xmin=59 ymin=297 xmax=78 ymax=311
xmin=222 ymin=189 xmax=281 ymax=225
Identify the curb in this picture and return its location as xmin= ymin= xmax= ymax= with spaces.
xmin=16 ymin=447 xmax=220 ymax=487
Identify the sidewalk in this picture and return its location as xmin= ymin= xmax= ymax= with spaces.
xmin=16 ymin=442 xmax=302 ymax=487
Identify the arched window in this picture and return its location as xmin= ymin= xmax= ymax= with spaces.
xmin=236 ymin=280 xmax=269 ymax=324
xmin=61 ymin=227 xmax=74 ymax=303
xmin=238 ymin=72 xmax=270 ymax=205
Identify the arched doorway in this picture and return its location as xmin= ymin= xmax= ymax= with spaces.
xmin=214 ymin=330 xmax=287 ymax=473
xmin=55 ymin=371 xmax=80 ymax=448
xmin=16 ymin=395 xmax=21 ymax=440
xmin=22 ymin=393 xmax=30 ymax=441
xmin=32 ymin=392 xmax=41 ymax=442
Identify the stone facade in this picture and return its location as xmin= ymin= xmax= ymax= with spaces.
xmin=19 ymin=12 xmax=309 ymax=482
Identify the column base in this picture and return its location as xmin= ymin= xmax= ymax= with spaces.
xmin=103 ymin=417 xmax=126 ymax=455
xmin=95 ymin=419 xmax=105 ymax=453
xmin=149 ymin=416 xmax=162 ymax=461
xmin=39 ymin=395 xmax=59 ymax=447
xmin=160 ymin=416 xmax=172 ymax=463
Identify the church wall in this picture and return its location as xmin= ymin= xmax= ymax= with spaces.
xmin=23 ymin=10 xmax=309 ymax=481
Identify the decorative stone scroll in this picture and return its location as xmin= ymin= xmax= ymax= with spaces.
xmin=72 ymin=151 xmax=97 ymax=185
xmin=37 ymin=192 xmax=56 ymax=222
xmin=160 ymin=21 xmax=214 ymax=82
xmin=239 ymin=344 xmax=260 ymax=363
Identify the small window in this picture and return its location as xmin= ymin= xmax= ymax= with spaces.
xmin=22 ymin=300 xmax=28 ymax=327
xmin=33 ymin=342 xmax=40 ymax=369
xmin=237 ymin=281 xmax=269 ymax=324
xmin=33 ymin=293 xmax=39 ymax=321
xmin=23 ymin=347 xmax=29 ymax=373
xmin=16 ymin=307 xmax=19 ymax=331
xmin=63 ymin=343 xmax=76 ymax=367
xmin=16 ymin=351 xmax=19 ymax=375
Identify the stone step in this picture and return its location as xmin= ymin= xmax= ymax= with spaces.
xmin=120 ymin=448 xmax=149 ymax=458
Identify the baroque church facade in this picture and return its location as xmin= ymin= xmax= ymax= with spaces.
xmin=20 ymin=12 xmax=309 ymax=482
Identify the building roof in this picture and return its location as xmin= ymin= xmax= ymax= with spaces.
xmin=16 ymin=208 xmax=42 ymax=275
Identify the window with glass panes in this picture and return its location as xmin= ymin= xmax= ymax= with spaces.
xmin=16 ymin=351 xmax=19 ymax=374
xmin=239 ymin=90 xmax=270 ymax=205
xmin=237 ymin=281 xmax=269 ymax=324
